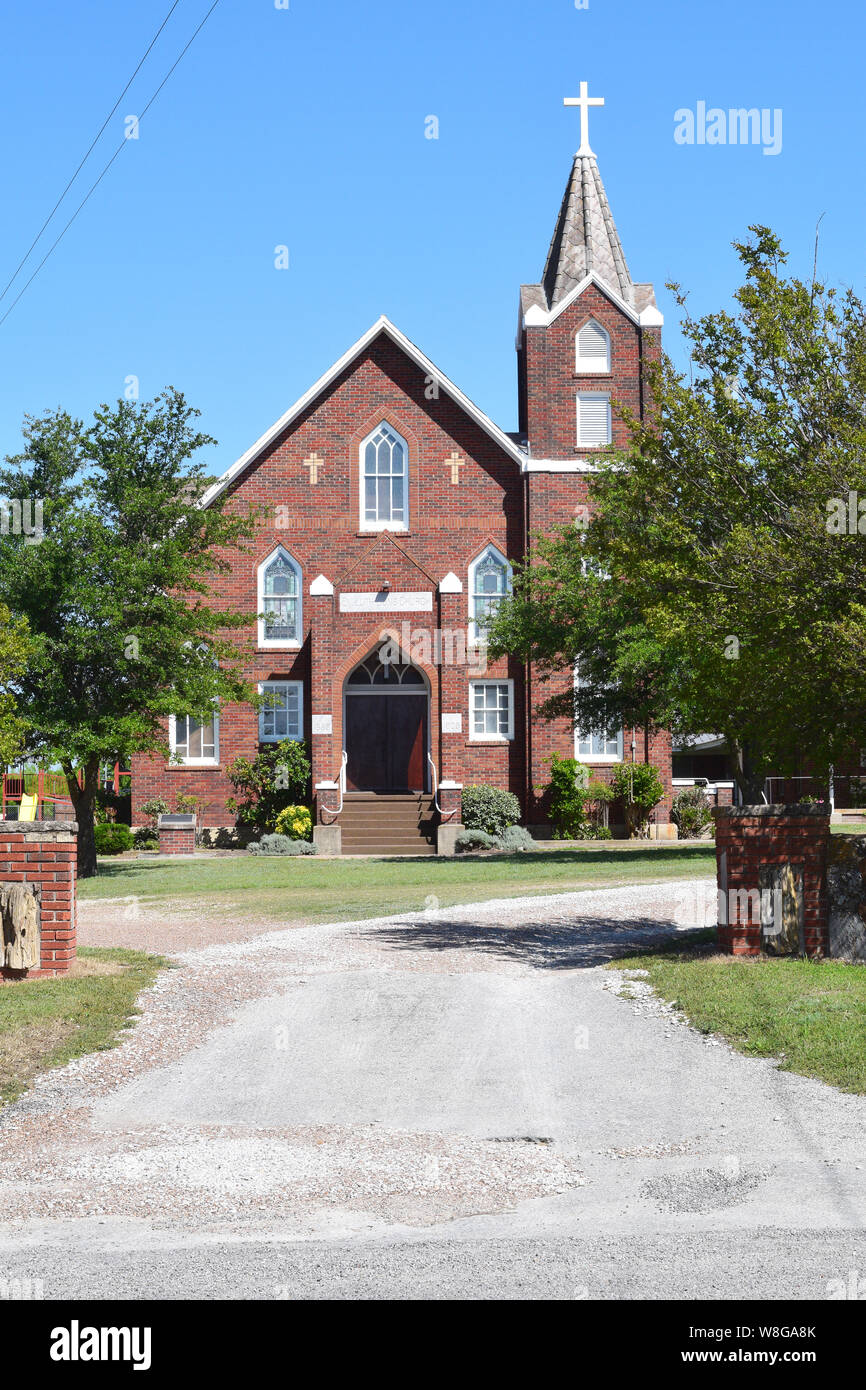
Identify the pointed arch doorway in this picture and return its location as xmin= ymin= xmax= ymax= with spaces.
xmin=344 ymin=653 xmax=430 ymax=793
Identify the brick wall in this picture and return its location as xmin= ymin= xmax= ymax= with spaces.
xmin=0 ymin=820 xmax=77 ymax=979
xmin=133 ymin=333 xmax=528 ymax=826
xmin=713 ymin=805 xmax=830 ymax=957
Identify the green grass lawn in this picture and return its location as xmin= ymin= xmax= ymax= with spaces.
xmin=0 ymin=947 xmax=169 ymax=1106
xmin=77 ymin=845 xmax=717 ymax=925
xmin=612 ymin=933 xmax=866 ymax=1094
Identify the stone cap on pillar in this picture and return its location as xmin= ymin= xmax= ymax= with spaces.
xmin=438 ymin=572 xmax=463 ymax=593
xmin=310 ymin=574 xmax=334 ymax=595
xmin=0 ymin=820 xmax=78 ymax=833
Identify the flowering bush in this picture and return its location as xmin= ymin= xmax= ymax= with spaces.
xmin=273 ymin=804 xmax=313 ymax=841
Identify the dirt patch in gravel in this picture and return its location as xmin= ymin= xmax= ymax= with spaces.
xmin=76 ymin=898 xmax=296 ymax=954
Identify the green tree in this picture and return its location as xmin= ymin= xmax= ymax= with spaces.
xmin=0 ymin=390 xmax=258 ymax=875
xmin=0 ymin=604 xmax=32 ymax=770
xmin=490 ymin=228 xmax=866 ymax=801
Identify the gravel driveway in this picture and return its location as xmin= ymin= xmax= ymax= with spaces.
xmin=1 ymin=877 xmax=865 ymax=1299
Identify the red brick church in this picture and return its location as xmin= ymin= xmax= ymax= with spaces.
xmin=132 ymin=88 xmax=676 ymax=853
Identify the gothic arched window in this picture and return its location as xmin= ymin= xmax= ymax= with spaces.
xmin=468 ymin=543 xmax=511 ymax=642
xmin=257 ymin=546 xmax=302 ymax=647
xmin=361 ymin=422 xmax=408 ymax=530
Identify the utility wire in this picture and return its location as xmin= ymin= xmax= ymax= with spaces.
xmin=0 ymin=0 xmax=221 ymax=329
xmin=0 ymin=0 xmax=184 ymax=307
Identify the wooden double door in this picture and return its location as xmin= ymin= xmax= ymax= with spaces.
xmin=345 ymin=692 xmax=429 ymax=792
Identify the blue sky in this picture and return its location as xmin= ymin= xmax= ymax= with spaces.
xmin=0 ymin=0 xmax=863 ymax=471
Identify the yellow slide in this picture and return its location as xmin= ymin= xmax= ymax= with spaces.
xmin=17 ymin=793 xmax=38 ymax=821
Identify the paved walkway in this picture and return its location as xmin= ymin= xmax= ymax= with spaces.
xmin=1 ymin=879 xmax=865 ymax=1299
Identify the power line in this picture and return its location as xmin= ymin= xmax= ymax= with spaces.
xmin=0 ymin=0 xmax=184 ymax=307
xmin=0 ymin=0 xmax=222 ymax=330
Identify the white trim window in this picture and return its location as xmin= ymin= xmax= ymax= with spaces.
xmin=576 ymin=726 xmax=623 ymax=761
xmin=170 ymin=712 xmax=219 ymax=765
xmin=361 ymin=422 xmax=408 ymax=530
xmin=574 ymin=668 xmax=622 ymax=761
xmin=576 ymin=393 xmax=612 ymax=447
xmin=468 ymin=543 xmax=512 ymax=642
xmin=258 ymin=546 xmax=302 ymax=648
xmin=258 ymin=680 xmax=303 ymax=742
xmin=575 ymin=319 xmax=611 ymax=373
xmin=470 ymin=679 xmax=514 ymax=741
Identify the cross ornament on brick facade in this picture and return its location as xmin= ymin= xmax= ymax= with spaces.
xmin=445 ymin=451 xmax=464 ymax=484
xmin=564 ymin=81 xmax=604 ymax=157
xmin=303 ymin=453 xmax=324 ymax=484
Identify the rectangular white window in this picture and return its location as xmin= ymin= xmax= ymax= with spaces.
xmin=470 ymin=680 xmax=514 ymax=740
xmin=577 ymin=728 xmax=623 ymax=761
xmin=171 ymin=713 xmax=218 ymax=764
xmin=577 ymin=393 xmax=612 ymax=447
xmin=259 ymin=681 xmax=303 ymax=742
xmin=574 ymin=668 xmax=621 ymax=761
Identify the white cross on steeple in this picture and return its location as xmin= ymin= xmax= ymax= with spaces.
xmin=564 ymin=81 xmax=604 ymax=157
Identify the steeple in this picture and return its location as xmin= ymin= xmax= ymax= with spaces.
xmin=541 ymin=153 xmax=634 ymax=308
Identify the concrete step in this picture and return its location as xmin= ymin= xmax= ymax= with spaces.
xmin=340 ymin=839 xmax=436 ymax=850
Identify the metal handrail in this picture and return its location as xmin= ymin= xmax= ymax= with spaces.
xmin=428 ymin=753 xmax=457 ymax=821
xmin=321 ymin=751 xmax=347 ymax=823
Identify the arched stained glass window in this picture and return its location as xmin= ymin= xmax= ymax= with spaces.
xmin=469 ymin=544 xmax=511 ymax=641
xmin=258 ymin=547 xmax=301 ymax=646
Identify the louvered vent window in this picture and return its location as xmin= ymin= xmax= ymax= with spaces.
xmin=575 ymin=320 xmax=611 ymax=372
xmin=577 ymin=393 xmax=612 ymax=447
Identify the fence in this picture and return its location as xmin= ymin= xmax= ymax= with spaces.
xmin=1 ymin=764 xmax=130 ymax=821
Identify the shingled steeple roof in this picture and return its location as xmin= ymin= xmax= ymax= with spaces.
xmin=540 ymin=154 xmax=634 ymax=309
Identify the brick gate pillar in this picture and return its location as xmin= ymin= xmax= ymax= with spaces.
xmin=713 ymin=805 xmax=830 ymax=958
xmin=0 ymin=819 xmax=78 ymax=979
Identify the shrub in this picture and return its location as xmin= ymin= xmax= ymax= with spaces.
xmin=610 ymin=762 xmax=666 ymax=838
xmin=133 ymin=827 xmax=160 ymax=851
xmin=461 ymin=784 xmax=521 ymax=837
xmin=496 ymin=824 xmax=537 ymax=852
xmin=140 ymin=798 xmax=168 ymax=831
xmin=273 ymin=804 xmax=313 ymax=841
xmin=671 ymin=786 xmax=713 ymax=839
xmin=247 ymin=834 xmax=318 ymax=856
xmin=546 ymin=755 xmax=614 ymax=838
xmin=455 ymin=829 xmax=500 ymax=853
xmin=94 ymin=823 xmax=134 ymax=855
xmin=226 ymin=739 xmax=311 ymax=831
